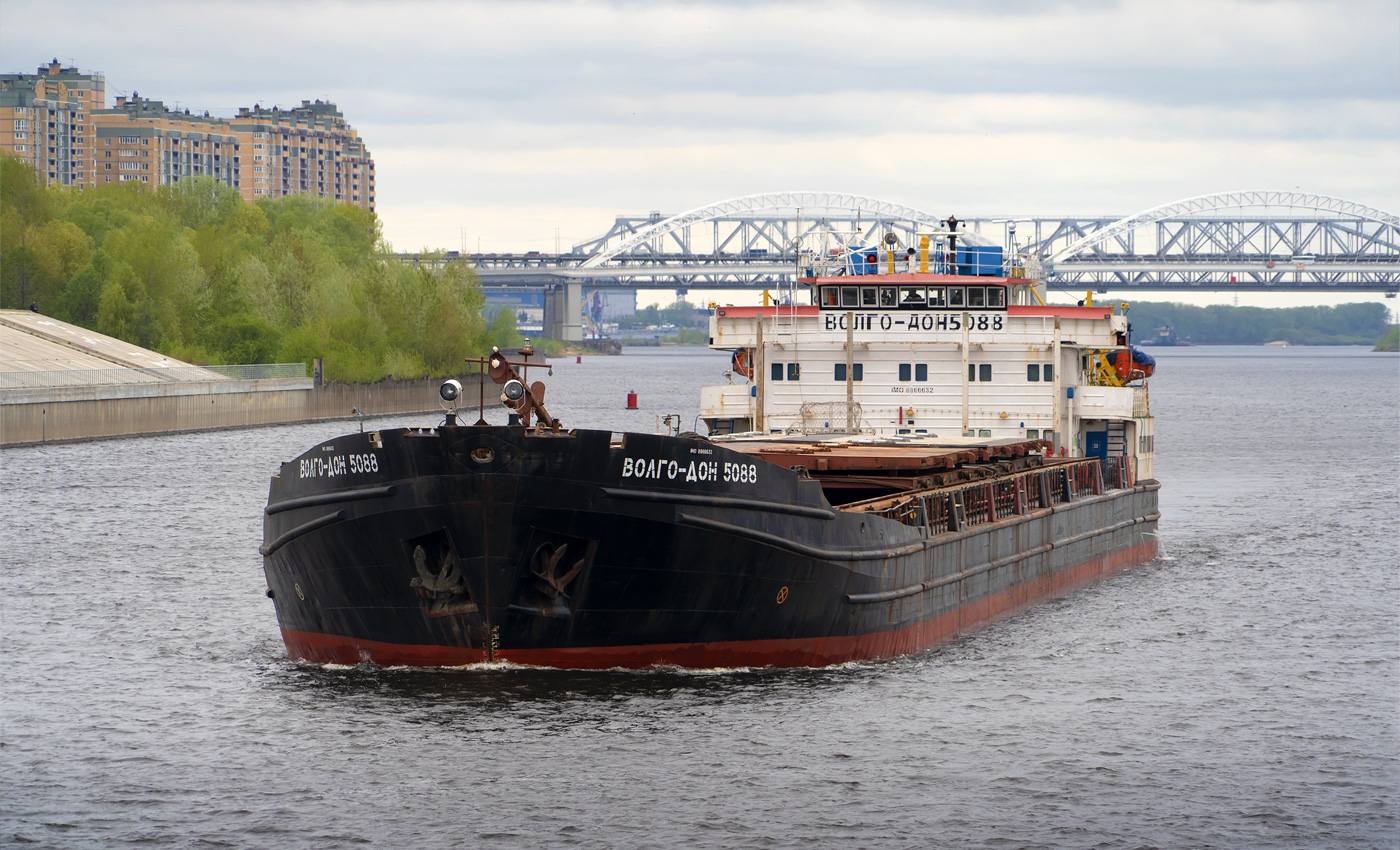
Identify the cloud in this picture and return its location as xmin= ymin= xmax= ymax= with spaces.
xmin=4 ymin=0 xmax=1398 ymax=258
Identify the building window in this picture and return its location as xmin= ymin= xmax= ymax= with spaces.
xmin=834 ymin=363 xmax=863 ymax=381
xmin=119 ymin=135 xmax=138 ymax=144
xmin=915 ymin=364 xmax=928 ymax=381
xmin=899 ymin=363 xmax=912 ymax=382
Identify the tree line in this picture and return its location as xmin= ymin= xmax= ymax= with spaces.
xmin=0 ymin=156 xmax=519 ymax=381
xmin=1077 ymin=299 xmax=1392 ymax=346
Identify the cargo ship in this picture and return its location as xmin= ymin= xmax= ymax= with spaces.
xmin=261 ymin=229 xmax=1159 ymax=668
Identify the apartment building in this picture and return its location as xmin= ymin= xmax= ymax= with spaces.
xmin=0 ymin=59 xmax=104 ymax=187
xmin=228 ymin=100 xmax=375 ymax=212
xmin=0 ymin=60 xmax=373 ymax=212
xmin=91 ymin=93 xmax=239 ymax=189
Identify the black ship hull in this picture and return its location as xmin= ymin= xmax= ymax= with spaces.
xmin=262 ymin=426 xmax=1159 ymax=668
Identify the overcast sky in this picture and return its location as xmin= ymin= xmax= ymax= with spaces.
xmin=5 ymin=0 xmax=1398 ymax=308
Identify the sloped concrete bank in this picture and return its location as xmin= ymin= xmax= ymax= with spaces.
xmin=1 ymin=376 xmax=481 ymax=447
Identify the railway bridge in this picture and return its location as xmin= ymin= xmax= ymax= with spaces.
xmin=400 ymin=190 xmax=1400 ymax=340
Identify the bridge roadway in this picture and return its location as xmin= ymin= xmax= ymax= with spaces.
xmin=440 ymin=254 xmax=1398 ymax=292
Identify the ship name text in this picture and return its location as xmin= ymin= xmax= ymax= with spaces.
xmin=299 ymin=452 xmax=379 ymax=479
xmin=622 ymin=456 xmax=757 ymax=485
xmin=823 ymin=313 xmax=1003 ymax=332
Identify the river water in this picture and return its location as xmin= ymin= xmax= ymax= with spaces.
xmin=2 ymin=346 xmax=1397 ymax=849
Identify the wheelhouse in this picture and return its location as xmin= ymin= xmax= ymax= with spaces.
xmin=816 ymin=281 xmax=1009 ymax=311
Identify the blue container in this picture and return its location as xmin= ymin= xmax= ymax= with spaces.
xmin=956 ymin=246 xmax=1005 ymax=276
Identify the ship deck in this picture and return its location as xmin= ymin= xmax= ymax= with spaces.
xmin=708 ymin=434 xmax=1053 ymax=502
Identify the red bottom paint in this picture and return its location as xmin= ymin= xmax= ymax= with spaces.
xmin=282 ymin=540 xmax=1158 ymax=669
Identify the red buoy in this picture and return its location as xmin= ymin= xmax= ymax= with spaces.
xmin=626 ymin=391 xmax=638 ymax=409
xmin=576 ymin=355 xmax=582 ymax=363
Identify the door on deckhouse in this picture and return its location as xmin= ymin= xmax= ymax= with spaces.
xmin=1085 ymin=431 xmax=1108 ymax=462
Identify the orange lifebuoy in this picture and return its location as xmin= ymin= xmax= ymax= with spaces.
xmin=732 ymin=348 xmax=754 ymax=379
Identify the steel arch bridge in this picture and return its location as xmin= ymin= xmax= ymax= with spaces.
xmin=409 ymin=190 xmax=1400 ymax=294
xmin=1032 ymin=191 xmax=1400 ymax=292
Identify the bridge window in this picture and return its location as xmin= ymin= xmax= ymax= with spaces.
xmin=841 ymin=286 xmax=858 ymax=307
xmin=899 ymin=285 xmax=925 ymax=306
xmin=927 ymin=286 xmax=945 ymax=307
xmin=948 ymin=287 xmax=965 ymax=307
xmin=879 ymin=286 xmax=897 ymax=307
xmin=862 ymin=287 xmax=878 ymax=307
xmin=967 ymin=287 xmax=985 ymax=308
xmin=834 ymin=363 xmax=863 ymax=381
xmin=987 ymin=287 xmax=1005 ymax=307
xmin=821 ymin=287 xmax=839 ymax=307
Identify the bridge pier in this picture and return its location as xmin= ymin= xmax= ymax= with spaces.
xmin=543 ymin=282 xmax=583 ymax=341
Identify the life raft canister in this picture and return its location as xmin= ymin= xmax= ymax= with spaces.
xmin=732 ymin=348 xmax=755 ymax=379
xmin=1112 ymin=347 xmax=1157 ymax=380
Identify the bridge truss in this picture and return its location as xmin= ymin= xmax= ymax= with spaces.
xmin=407 ymin=190 xmax=1400 ymax=293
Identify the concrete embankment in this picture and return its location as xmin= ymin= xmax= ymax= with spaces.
xmin=1 ymin=376 xmax=482 ymax=448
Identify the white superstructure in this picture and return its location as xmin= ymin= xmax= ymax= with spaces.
xmin=703 ymin=273 xmax=1155 ymax=480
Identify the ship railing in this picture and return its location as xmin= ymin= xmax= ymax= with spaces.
xmin=849 ymin=458 xmax=1116 ymax=537
xmin=789 ymin=401 xmax=864 ymax=434
xmin=1132 ymin=385 xmax=1150 ymax=417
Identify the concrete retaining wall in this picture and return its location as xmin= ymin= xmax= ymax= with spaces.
xmin=1 ymin=376 xmax=485 ymax=447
